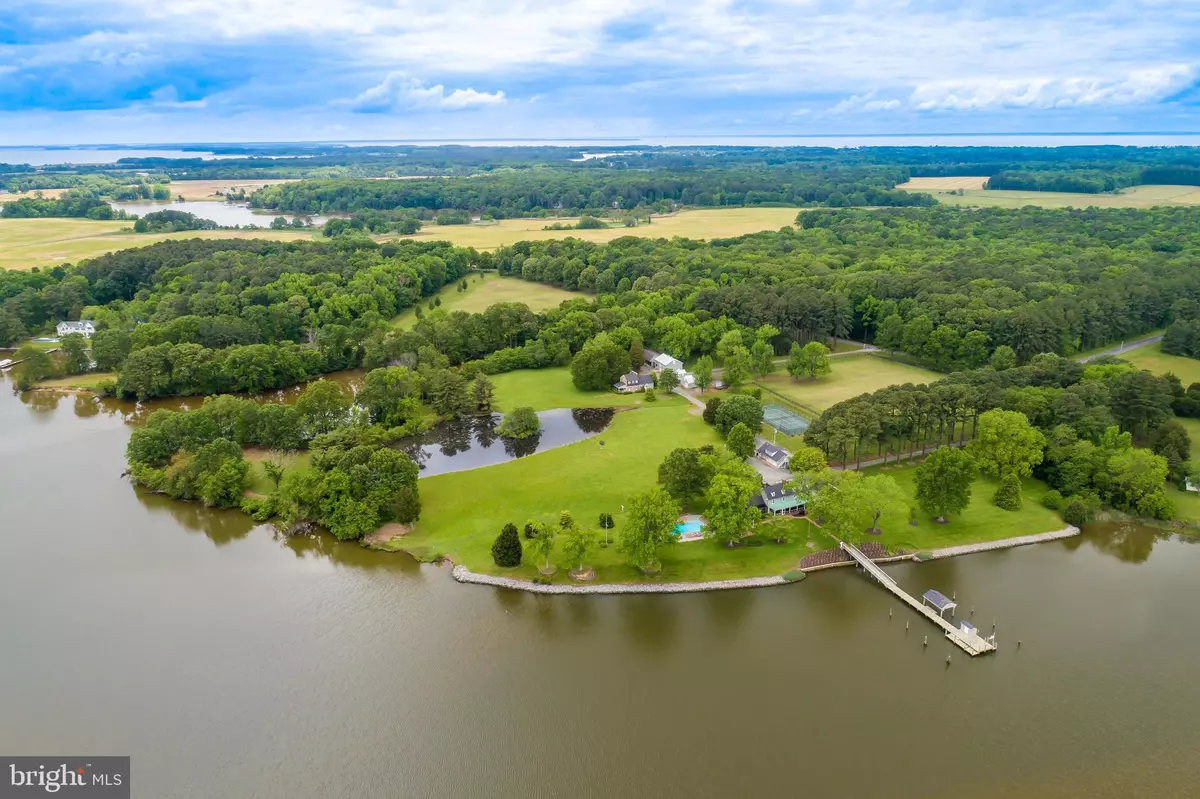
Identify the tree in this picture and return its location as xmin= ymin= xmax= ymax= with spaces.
xmin=788 ymin=341 xmax=831 ymax=380
xmin=714 ymin=393 xmax=763 ymax=435
xmin=750 ymin=340 xmax=774 ymax=376
xmin=990 ymin=345 xmax=1017 ymax=371
xmin=1110 ymin=370 xmax=1174 ymax=436
xmin=296 ymin=380 xmax=351 ymax=436
xmin=788 ymin=446 xmax=827 ymax=474
xmin=703 ymin=396 xmax=722 ymax=425
xmin=705 ymin=461 xmax=761 ymax=547
xmin=657 ymin=447 xmax=711 ymax=508
xmin=657 ymin=367 xmax=680 ymax=392
xmin=473 ymin=374 xmax=495 ymax=412
xmin=875 ymin=314 xmax=905 ymax=352
xmin=358 ymin=366 xmax=422 ymax=427
xmin=426 ymin=369 xmax=472 ymax=418
xmin=726 ymin=422 xmax=756 ymax=459
xmin=618 ymin=488 xmax=680 ymax=573
xmin=491 ymin=522 xmax=523 ymax=567
xmin=993 ymin=472 xmax=1022 ymax=510
xmin=531 ymin=521 xmax=557 ymax=574
xmin=598 ymin=512 xmax=614 ymax=545
xmin=0 ymin=311 xmax=27 ymax=348
xmin=90 ymin=328 xmax=131 ymax=372
xmin=722 ymin=346 xmax=751 ymax=389
xmin=915 ymin=447 xmax=977 ymax=522
xmin=60 ymin=333 xmax=90 ymax=375
xmin=628 ymin=338 xmax=644 ymax=371
xmin=497 ymin=406 xmax=540 ymax=439
xmin=570 ymin=333 xmax=629 ymax=390
xmin=804 ymin=470 xmax=906 ymax=542
xmin=560 ymin=512 xmax=595 ymax=576
xmin=693 ymin=355 xmax=714 ymax=392
xmin=968 ymin=409 xmax=1045 ymax=479
xmin=261 ymin=454 xmax=287 ymax=489
xmin=1149 ymin=419 xmax=1190 ymax=481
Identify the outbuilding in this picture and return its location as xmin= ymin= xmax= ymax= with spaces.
xmin=756 ymin=441 xmax=790 ymax=469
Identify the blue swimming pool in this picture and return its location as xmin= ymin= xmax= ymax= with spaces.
xmin=674 ymin=521 xmax=705 ymax=535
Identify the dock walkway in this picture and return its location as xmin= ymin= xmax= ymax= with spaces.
xmin=839 ymin=541 xmax=996 ymax=656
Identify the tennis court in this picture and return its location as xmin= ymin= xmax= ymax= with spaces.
xmin=763 ymin=404 xmax=810 ymax=436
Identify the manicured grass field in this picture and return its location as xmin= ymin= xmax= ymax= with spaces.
xmin=33 ymin=372 xmax=116 ymax=390
xmin=863 ymin=462 xmax=1064 ymax=551
xmin=754 ymin=355 xmax=940 ymax=415
xmin=391 ymin=275 xmax=579 ymax=328
xmin=489 ymin=367 xmax=680 ymax=412
xmin=898 ymin=183 xmax=1200 ymax=210
xmin=0 ymin=218 xmax=317 ymax=272
xmin=393 ymin=402 xmax=828 ymax=581
xmin=385 ymin=207 xmax=800 ymax=250
xmin=1116 ymin=341 xmax=1200 ymax=386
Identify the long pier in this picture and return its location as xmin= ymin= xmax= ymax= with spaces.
xmin=840 ymin=542 xmax=996 ymax=656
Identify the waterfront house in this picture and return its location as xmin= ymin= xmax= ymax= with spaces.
xmin=759 ymin=482 xmax=805 ymax=516
xmin=614 ymin=371 xmax=655 ymax=393
xmin=755 ymin=442 xmax=790 ymax=469
xmin=56 ymin=320 xmax=96 ymax=338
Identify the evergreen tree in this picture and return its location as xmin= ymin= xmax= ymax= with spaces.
xmin=491 ymin=522 xmax=523 ymax=567
xmin=993 ymin=472 xmax=1022 ymax=510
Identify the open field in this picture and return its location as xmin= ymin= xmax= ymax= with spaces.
xmin=864 ymin=463 xmax=1064 ymax=551
xmin=489 ymin=367 xmax=680 ymax=412
xmin=165 ymin=179 xmax=297 ymax=201
xmin=1116 ymin=341 xmax=1200 ymax=385
xmin=0 ymin=218 xmax=317 ymax=271
xmin=392 ymin=402 xmax=830 ymax=581
xmin=33 ymin=372 xmax=116 ymax=390
xmin=0 ymin=188 xmax=71 ymax=201
xmin=900 ymin=183 xmax=1200 ymax=210
xmin=895 ymin=176 xmax=988 ymax=191
xmin=385 ymin=207 xmax=800 ymax=250
xmin=392 ymin=275 xmax=579 ymax=328
xmin=754 ymin=355 xmax=941 ymax=415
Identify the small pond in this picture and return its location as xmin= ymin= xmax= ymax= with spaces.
xmin=109 ymin=200 xmax=333 ymax=227
xmin=399 ymin=408 xmax=615 ymax=477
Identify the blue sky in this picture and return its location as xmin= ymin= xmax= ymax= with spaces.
xmin=2 ymin=0 xmax=1200 ymax=144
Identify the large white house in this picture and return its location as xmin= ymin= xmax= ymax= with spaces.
xmin=651 ymin=352 xmax=685 ymax=373
xmin=56 ymin=320 xmax=96 ymax=338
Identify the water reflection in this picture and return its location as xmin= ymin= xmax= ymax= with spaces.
xmin=277 ymin=529 xmax=427 ymax=574
xmin=400 ymin=408 xmax=614 ymax=477
xmin=135 ymin=486 xmax=255 ymax=546
xmin=1070 ymin=521 xmax=1167 ymax=564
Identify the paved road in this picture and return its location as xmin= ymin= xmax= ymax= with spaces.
xmin=1076 ymin=334 xmax=1163 ymax=363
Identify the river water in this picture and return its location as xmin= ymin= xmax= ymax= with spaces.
xmin=2 ymin=381 xmax=1200 ymax=798
xmin=108 ymin=200 xmax=330 ymax=228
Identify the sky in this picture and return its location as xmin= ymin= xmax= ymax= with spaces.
xmin=2 ymin=0 xmax=1200 ymax=145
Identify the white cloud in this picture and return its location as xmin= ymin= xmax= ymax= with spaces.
xmin=148 ymin=85 xmax=207 ymax=109
xmin=352 ymin=73 xmax=506 ymax=113
xmin=910 ymin=65 xmax=1194 ymax=111
xmin=829 ymin=92 xmax=902 ymax=115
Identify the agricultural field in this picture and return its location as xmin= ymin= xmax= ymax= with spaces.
xmin=894 ymin=176 xmax=988 ymax=191
xmin=489 ymin=367 xmax=679 ymax=412
xmin=754 ymin=355 xmax=941 ymax=416
xmin=391 ymin=275 xmax=579 ymax=328
xmin=164 ymin=179 xmax=297 ymax=201
xmin=900 ymin=183 xmax=1200 ymax=210
xmin=386 ymin=207 xmax=800 ymax=250
xmin=392 ymin=402 xmax=824 ymax=581
xmin=0 ymin=218 xmax=316 ymax=272
xmin=864 ymin=463 xmax=1064 ymax=552
xmin=1117 ymin=341 xmax=1200 ymax=386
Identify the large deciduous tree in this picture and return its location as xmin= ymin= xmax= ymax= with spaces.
xmin=570 ymin=332 xmax=629 ymax=390
xmin=705 ymin=461 xmax=761 ymax=547
xmin=714 ymin=394 xmax=763 ymax=436
xmin=914 ymin=446 xmax=977 ymax=522
xmin=618 ymin=488 xmax=680 ymax=573
xmin=968 ymin=409 xmax=1045 ymax=479
xmin=788 ymin=341 xmax=831 ymax=380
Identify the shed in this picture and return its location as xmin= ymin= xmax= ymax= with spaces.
xmin=755 ymin=441 xmax=790 ymax=469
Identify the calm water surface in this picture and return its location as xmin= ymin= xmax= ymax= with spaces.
xmin=2 ymin=382 xmax=1200 ymax=798
xmin=109 ymin=200 xmax=329 ymax=228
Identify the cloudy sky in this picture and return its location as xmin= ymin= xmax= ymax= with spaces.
xmin=2 ymin=0 xmax=1200 ymax=144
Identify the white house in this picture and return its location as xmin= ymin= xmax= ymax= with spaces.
xmin=613 ymin=371 xmax=655 ymax=393
xmin=56 ymin=320 xmax=96 ymax=338
xmin=756 ymin=441 xmax=791 ymax=469
xmin=651 ymin=352 xmax=685 ymax=373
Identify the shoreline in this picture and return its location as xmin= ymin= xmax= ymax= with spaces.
xmin=450 ymin=525 xmax=1082 ymax=595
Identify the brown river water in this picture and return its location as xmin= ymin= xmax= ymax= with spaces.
xmin=2 ymin=379 xmax=1200 ymax=798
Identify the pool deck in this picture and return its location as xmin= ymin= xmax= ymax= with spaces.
xmin=675 ymin=513 xmax=706 ymax=542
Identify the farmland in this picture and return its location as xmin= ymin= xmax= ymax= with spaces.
xmin=899 ymin=182 xmax=1200 ymax=210
xmin=754 ymin=355 xmax=941 ymax=416
xmin=391 ymin=275 xmax=579 ymax=329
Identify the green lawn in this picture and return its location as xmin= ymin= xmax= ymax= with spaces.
xmin=1117 ymin=341 xmax=1200 ymax=386
xmin=489 ymin=367 xmax=681 ymax=412
xmin=391 ymin=401 xmax=824 ymax=582
xmin=34 ymin=372 xmax=116 ymax=390
xmin=244 ymin=449 xmax=311 ymax=495
xmin=755 ymin=355 xmax=941 ymax=415
xmin=862 ymin=462 xmax=1065 ymax=551
xmin=391 ymin=275 xmax=579 ymax=329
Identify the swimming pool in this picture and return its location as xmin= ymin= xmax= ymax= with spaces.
xmin=674 ymin=521 xmax=705 ymax=535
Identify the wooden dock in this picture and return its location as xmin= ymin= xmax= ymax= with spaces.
xmin=840 ymin=542 xmax=996 ymax=656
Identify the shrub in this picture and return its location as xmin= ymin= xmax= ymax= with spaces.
xmin=491 ymin=522 xmax=523 ymax=567
xmin=644 ymin=388 xmax=657 ymax=402
xmin=782 ymin=570 xmax=807 ymax=582
xmin=524 ymin=522 xmax=538 ymax=540
xmin=702 ymin=396 xmax=722 ymax=425
xmin=1062 ymin=497 xmax=1093 ymax=527
xmin=497 ymin=406 xmax=540 ymax=439
xmin=1042 ymin=489 xmax=1064 ymax=511
xmin=993 ymin=472 xmax=1022 ymax=511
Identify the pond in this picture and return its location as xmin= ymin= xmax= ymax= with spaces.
xmin=399 ymin=408 xmax=614 ymax=476
xmin=4 ymin=376 xmax=1200 ymax=798
xmin=108 ymin=199 xmax=333 ymax=227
